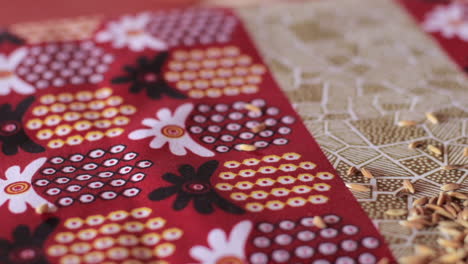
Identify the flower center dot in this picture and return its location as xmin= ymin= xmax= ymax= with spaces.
xmin=0 ymin=121 xmax=19 ymax=136
xmin=143 ymin=72 xmax=158 ymax=82
xmin=0 ymin=70 xmax=13 ymax=79
xmin=184 ymin=182 xmax=210 ymax=194
xmin=19 ymin=249 xmax=36 ymax=260
xmin=4 ymin=181 xmax=31 ymax=195
xmin=449 ymin=19 xmax=463 ymax=26
xmin=192 ymin=184 xmax=204 ymax=191
xmin=161 ymin=125 xmax=185 ymax=138
xmin=126 ymin=29 xmax=144 ymax=36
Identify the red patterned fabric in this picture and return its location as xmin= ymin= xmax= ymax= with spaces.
xmin=0 ymin=8 xmax=395 ymax=264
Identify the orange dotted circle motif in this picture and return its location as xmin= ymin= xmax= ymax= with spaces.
xmin=4 ymin=182 xmax=31 ymax=195
xmin=161 ymin=125 xmax=185 ymax=138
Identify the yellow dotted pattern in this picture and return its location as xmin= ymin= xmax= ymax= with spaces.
xmin=218 ymin=162 xmax=318 ymax=180
xmin=229 ymin=183 xmax=331 ymax=198
xmin=48 ymin=207 xmax=182 ymax=263
xmin=26 ymin=88 xmax=136 ymax=149
xmin=223 ymin=152 xmax=302 ymax=168
xmin=165 ymin=46 xmax=266 ymax=98
xmin=220 ymin=182 xmax=331 ymax=194
xmin=216 ymin=152 xmax=335 ymax=213
xmin=10 ymin=16 xmax=102 ymax=43
xmin=244 ymin=195 xmax=330 ymax=212
xmin=216 ymin=173 xmax=321 ymax=188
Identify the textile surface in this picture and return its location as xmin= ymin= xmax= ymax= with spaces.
xmin=0 ymin=2 xmax=397 ymax=264
xmin=1 ymin=0 xmax=468 ymax=262
xmin=238 ymin=0 xmax=468 ymax=258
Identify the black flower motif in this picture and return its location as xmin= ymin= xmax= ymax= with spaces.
xmin=0 ymin=218 xmax=59 ymax=264
xmin=112 ymin=52 xmax=186 ymax=99
xmin=0 ymin=96 xmax=45 ymax=155
xmin=0 ymin=30 xmax=24 ymax=45
xmin=149 ymin=160 xmax=244 ymax=215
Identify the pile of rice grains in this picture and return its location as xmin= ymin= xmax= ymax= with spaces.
xmin=345 ymin=113 xmax=468 ymax=264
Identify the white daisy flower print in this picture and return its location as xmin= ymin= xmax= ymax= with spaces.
xmin=423 ymin=3 xmax=468 ymax=41
xmin=0 ymin=47 xmax=35 ymax=95
xmin=96 ymin=13 xmax=168 ymax=51
xmin=190 ymin=220 xmax=253 ymax=264
xmin=129 ymin=103 xmax=214 ymax=157
xmin=0 ymin=157 xmax=52 ymax=214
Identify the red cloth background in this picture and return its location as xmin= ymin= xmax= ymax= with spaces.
xmin=0 ymin=0 xmax=196 ymax=25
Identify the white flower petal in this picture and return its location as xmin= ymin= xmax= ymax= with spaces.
xmin=22 ymin=157 xmax=47 ymax=181
xmin=0 ymin=195 xmax=7 ymax=209
xmin=121 ymin=15 xmax=134 ymax=27
xmin=134 ymin=13 xmax=150 ymax=26
xmin=183 ymin=136 xmax=214 ymax=157
xmin=128 ymin=42 xmax=145 ymax=52
xmin=8 ymin=197 xmax=28 ymax=214
xmin=10 ymin=77 xmax=35 ymax=94
xmin=173 ymin=103 xmax=193 ymax=124
xmin=156 ymin=108 xmax=172 ymax=121
xmin=458 ymin=24 xmax=468 ymax=40
xmin=189 ymin=221 xmax=253 ymax=264
xmin=5 ymin=165 xmax=21 ymax=181
xmin=0 ymin=48 xmax=35 ymax=95
xmin=112 ymin=37 xmax=128 ymax=49
xmin=142 ymin=118 xmax=160 ymax=128
xmin=131 ymin=103 xmax=213 ymax=157
xmin=129 ymin=129 xmax=156 ymax=140
xmin=190 ymin=246 xmax=215 ymax=263
xmin=144 ymin=35 xmax=168 ymax=50
xmin=8 ymin=47 xmax=28 ymax=68
xmin=107 ymin=22 xmax=121 ymax=32
xmin=0 ymin=54 xmax=7 ymax=65
xmin=127 ymin=36 xmax=147 ymax=52
xmin=0 ymin=81 xmax=12 ymax=95
xmin=149 ymin=136 xmax=167 ymax=149
xmin=94 ymin=13 xmax=160 ymax=51
xmin=423 ymin=3 xmax=468 ymax=41
xmin=1 ymin=158 xmax=49 ymax=214
xmin=227 ymin=220 xmax=253 ymax=256
xmin=168 ymin=140 xmax=188 ymax=156
xmin=96 ymin=31 xmax=113 ymax=42
xmin=442 ymin=27 xmax=457 ymax=38
xmin=207 ymin=229 xmax=228 ymax=252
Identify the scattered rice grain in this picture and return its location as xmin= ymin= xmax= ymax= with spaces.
xmin=425 ymin=112 xmax=439 ymax=124
xmin=427 ymin=144 xmax=442 ymax=156
xmin=313 ymin=215 xmax=326 ymax=229
xmin=244 ymin=103 xmax=261 ymax=113
xmin=360 ymin=167 xmax=374 ymax=179
xmin=346 ymin=166 xmax=358 ymax=176
xmin=441 ymin=183 xmax=460 ymax=192
xmin=385 ymin=208 xmax=408 ymax=216
xmin=398 ymin=120 xmax=418 ymax=127
xmin=238 ymin=144 xmax=257 ymax=151
xmin=345 ymin=183 xmax=370 ymax=192
xmin=403 ymin=180 xmax=415 ymax=194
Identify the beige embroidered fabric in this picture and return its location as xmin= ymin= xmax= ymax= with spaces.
xmin=238 ymin=0 xmax=468 ymax=258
